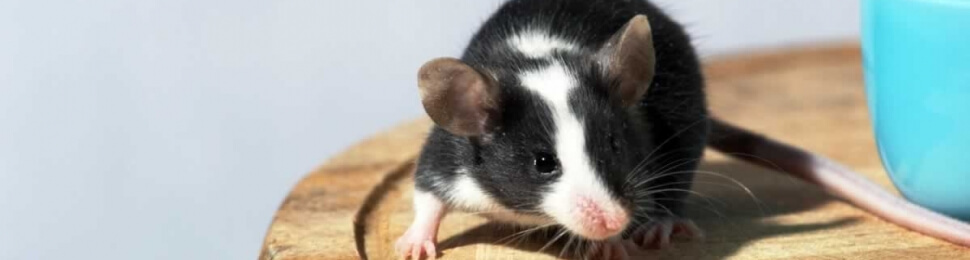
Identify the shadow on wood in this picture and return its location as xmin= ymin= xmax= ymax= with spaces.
xmin=429 ymin=160 xmax=859 ymax=259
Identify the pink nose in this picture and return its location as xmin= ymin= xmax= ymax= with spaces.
xmin=576 ymin=197 xmax=628 ymax=239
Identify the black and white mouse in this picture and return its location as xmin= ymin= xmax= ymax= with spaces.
xmin=394 ymin=0 xmax=970 ymax=259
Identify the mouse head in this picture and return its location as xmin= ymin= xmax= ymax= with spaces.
xmin=417 ymin=15 xmax=656 ymax=240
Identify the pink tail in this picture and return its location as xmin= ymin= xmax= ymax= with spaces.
xmin=708 ymin=119 xmax=970 ymax=247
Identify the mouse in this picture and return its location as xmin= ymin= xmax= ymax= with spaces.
xmin=392 ymin=0 xmax=970 ymax=259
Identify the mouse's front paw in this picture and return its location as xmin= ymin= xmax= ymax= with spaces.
xmin=583 ymin=236 xmax=635 ymax=260
xmin=629 ymin=218 xmax=703 ymax=249
xmin=395 ymin=230 xmax=437 ymax=260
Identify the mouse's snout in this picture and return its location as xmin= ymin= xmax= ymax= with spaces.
xmin=573 ymin=196 xmax=630 ymax=240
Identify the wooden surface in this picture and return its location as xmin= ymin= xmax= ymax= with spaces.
xmin=259 ymin=44 xmax=970 ymax=260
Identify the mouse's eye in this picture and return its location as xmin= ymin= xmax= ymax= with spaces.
xmin=534 ymin=152 xmax=559 ymax=174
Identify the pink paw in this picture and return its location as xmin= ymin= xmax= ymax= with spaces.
xmin=395 ymin=232 xmax=437 ymax=260
xmin=584 ymin=237 xmax=634 ymax=260
xmin=396 ymin=191 xmax=445 ymax=259
xmin=630 ymin=218 xmax=703 ymax=249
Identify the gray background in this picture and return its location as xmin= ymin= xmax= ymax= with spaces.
xmin=0 ymin=0 xmax=858 ymax=259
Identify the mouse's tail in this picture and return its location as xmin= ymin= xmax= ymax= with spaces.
xmin=706 ymin=118 xmax=970 ymax=247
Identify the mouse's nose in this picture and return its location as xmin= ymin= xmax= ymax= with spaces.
xmin=576 ymin=196 xmax=629 ymax=239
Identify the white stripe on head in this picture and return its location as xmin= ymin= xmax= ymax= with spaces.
xmin=519 ymin=62 xmax=626 ymax=239
xmin=507 ymin=29 xmax=580 ymax=58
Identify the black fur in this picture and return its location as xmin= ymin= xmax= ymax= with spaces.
xmin=416 ymin=0 xmax=708 ymax=227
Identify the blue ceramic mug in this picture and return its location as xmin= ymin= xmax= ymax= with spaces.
xmin=863 ymin=0 xmax=970 ymax=221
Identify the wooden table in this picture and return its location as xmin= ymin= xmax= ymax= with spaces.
xmin=259 ymin=44 xmax=970 ymax=260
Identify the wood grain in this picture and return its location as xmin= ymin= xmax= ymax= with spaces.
xmin=259 ymin=44 xmax=970 ymax=260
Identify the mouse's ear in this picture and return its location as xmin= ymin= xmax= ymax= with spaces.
xmin=417 ymin=58 xmax=501 ymax=137
xmin=598 ymin=14 xmax=656 ymax=107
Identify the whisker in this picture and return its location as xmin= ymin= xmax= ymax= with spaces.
xmin=559 ymin=233 xmax=577 ymax=259
xmin=691 ymin=170 xmax=766 ymax=215
xmin=633 ymin=200 xmax=675 ymax=218
xmin=538 ymin=228 xmax=569 ymax=253
xmin=634 ymin=179 xmax=743 ymax=195
xmin=633 ymin=187 xmax=726 ymax=210
xmin=630 ymin=170 xmax=698 ymax=189
xmin=651 ymin=157 xmax=703 ymax=176
xmin=656 ymin=202 xmax=677 ymax=218
xmin=622 ymin=116 xmax=710 ymax=184
xmin=633 ymin=117 xmax=710 ymax=173
xmin=651 ymin=198 xmax=727 ymax=218
xmin=633 ymin=146 xmax=704 ymax=176
xmin=495 ymin=223 xmax=558 ymax=246
xmin=623 ymin=151 xmax=699 ymax=189
xmin=719 ymin=152 xmax=787 ymax=173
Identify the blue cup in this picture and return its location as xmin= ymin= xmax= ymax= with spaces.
xmin=863 ymin=0 xmax=970 ymax=221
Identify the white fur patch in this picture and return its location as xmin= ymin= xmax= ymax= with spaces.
xmin=447 ymin=168 xmax=501 ymax=211
xmin=519 ymin=63 xmax=623 ymax=237
xmin=507 ymin=29 xmax=579 ymax=58
xmin=447 ymin=168 xmax=554 ymax=226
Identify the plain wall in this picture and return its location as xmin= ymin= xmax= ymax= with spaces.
xmin=0 ymin=0 xmax=858 ymax=259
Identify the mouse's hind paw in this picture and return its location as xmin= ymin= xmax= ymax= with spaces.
xmin=629 ymin=218 xmax=703 ymax=249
